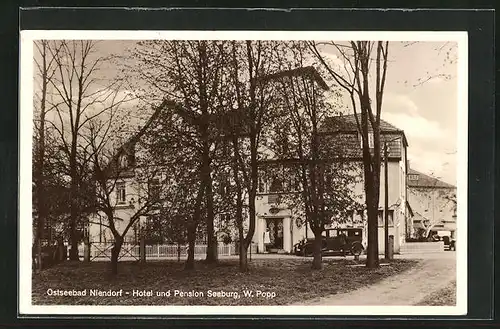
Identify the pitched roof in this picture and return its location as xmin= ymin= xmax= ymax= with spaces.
xmin=407 ymin=168 xmax=456 ymax=188
xmin=257 ymin=66 xmax=329 ymax=91
xmin=320 ymin=113 xmax=409 ymax=149
xmin=322 ymin=113 xmax=403 ymax=133
xmin=104 ymin=100 xmax=172 ymax=177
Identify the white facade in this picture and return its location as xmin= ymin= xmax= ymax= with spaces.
xmin=252 ymin=154 xmax=408 ymax=254
xmin=88 ymin=173 xmax=147 ymax=244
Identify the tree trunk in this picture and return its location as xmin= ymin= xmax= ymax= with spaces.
xmin=243 ymin=134 xmax=258 ymax=260
xmin=204 ymin=182 xmax=217 ymax=263
xmin=83 ymin=235 xmax=91 ymax=262
xmin=110 ymin=238 xmax=123 ymax=275
xmin=185 ymin=181 xmax=205 ymax=270
xmin=231 ymin=135 xmax=248 ymax=272
xmin=238 ymin=226 xmax=248 ymax=272
xmin=201 ymin=139 xmax=217 ymax=264
xmin=68 ymin=152 xmax=79 ymax=261
xmin=35 ymin=240 xmax=43 ymax=271
xmin=311 ymin=231 xmax=323 ymax=270
xmin=239 ymin=239 xmax=248 ymax=272
xmin=185 ymin=224 xmax=196 ymax=270
xmin=359 ymin=98 xmax=380 ymax=268
xmin=365 ymin=181 xmax=380 ymax=268
xmin=34 ymin=40 xmax=49 ymax=272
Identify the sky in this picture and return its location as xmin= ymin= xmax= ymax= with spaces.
xmin=317 ymin=41 xmax=458 ymax=185
xmin=35 ymin=40 xmax=459 ymax=186
xmin=378 ymin=42 xmax=457 ymax=186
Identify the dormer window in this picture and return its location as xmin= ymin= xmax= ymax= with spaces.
xmin=119 ymin=154 xmax=128 ymax=169
xmin=408 ymin=174 xmax=419 ymax=181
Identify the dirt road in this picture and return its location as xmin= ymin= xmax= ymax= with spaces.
xmin=297 ymin=252 xmax=456 ymax=306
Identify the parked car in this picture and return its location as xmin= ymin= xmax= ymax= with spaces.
xmin=441 ymin=235 xmax=456 ymax=251
xmin=293 ymin=228 xmax=364 ymax=257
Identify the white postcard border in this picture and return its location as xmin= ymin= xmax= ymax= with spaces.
xmin=19 ymin=30 xmax=468 ymax=316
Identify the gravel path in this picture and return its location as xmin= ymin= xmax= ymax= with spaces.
xmin=296 ymin=254 xmax=456 ymax=306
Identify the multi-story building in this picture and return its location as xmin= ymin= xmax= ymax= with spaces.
xmin=88 ymin=69 xmax=411 ymax=255
xmin=252 ymin=114 xmax=410 ymax=254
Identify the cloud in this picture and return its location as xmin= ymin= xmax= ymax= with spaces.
xmin=382 ymin=107 xmax=456 ymax=185
xmin=383 ymin=112 xmax=445 ymax=140
xmin=383 ymin=93 xmax=419 ymax=116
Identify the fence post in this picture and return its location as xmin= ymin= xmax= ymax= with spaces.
xmin=140 ymin=236 xmax=146 ymax=263
xmin=84 ymin=239 xmax=91 ymax=263
xmin=388 ymin=235 xmax=394 ymax=260
xmin=157 ymin=244 xmax=160 ymax=258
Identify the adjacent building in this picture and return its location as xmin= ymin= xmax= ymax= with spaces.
xmin=406 ymin=168 xmax=457 ymax=239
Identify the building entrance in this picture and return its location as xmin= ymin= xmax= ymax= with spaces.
xmin=265 ymin=218 xmax=283 ymax=251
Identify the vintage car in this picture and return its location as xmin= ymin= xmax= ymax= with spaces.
xmin=293 ymin=227 xmax=364 ymax=257
xmin=441 ymin=235 xmax=456 ymax=251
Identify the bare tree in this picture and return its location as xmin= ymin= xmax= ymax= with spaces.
xmin=140 ymin=101 xmax=207 ymax=270
xmin=262 ymin=43 xmax=360 ymax=269
xmin=33 ymin=40 xmax=63 ymax=269
xmin=310 ymin=41 xmax=390 ymax=268
xmin=131 ymin=41 xmax=230 ymax=264
xmin=223 ymin=40 xmax=282 ymax=272
xmin=42 ymin=40 xmax=131 ymax=260
xmin=87 ymin=101 xmax=178 ymax=275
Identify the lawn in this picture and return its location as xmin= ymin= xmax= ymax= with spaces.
xmin=32 ymin=258 xmax=418 ymax=306
xmin=416 ymin=280 xmax=456 ymax=306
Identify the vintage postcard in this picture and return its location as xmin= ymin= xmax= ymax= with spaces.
xmin=19 ymin=30 xmax=468 ymax=316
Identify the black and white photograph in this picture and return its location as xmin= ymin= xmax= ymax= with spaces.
xmin=19 ymin=30 xmax=467 ymax=316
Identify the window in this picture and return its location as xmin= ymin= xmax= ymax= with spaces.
xmin=408 ymin=174 xmax=419 ymax=181
xmin=378 ymin=209 xmax=394 ymax=226
xmin=119 ymin=155 xmax=128 ymax=168
xmin=348 ymin=230 xmax=361 ymax=237
xmin=219 ymin=213 xmax=231 ymax=225
xmin=218 ymin=175 xmax=231 ymax=197
xmin=149 ymin=178 xmax=161 ymax=201
xmin=116 ymin=182 xmax=126 ymax=204
xmin=400 ymin=168 xmax=405 ymax=197
xmin=356 ymin=210 xmax=365 ymax=223
xmin=346 ymin=210 xmax=354 ymax=223
xmin=288 ymin=173 xmax=300 ymax=192
xmin=359 ymin=132 xmax=374 ymax=148
xmin=258 ymin=176 xmax=266 ymax=193
xmin=268 ymin=194 xmax=280 ymax=204
xmin=269 ymin=177 xmax=283 ymax=193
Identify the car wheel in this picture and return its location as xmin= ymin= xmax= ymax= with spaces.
xmin=304 ymin=247 xmax=313 ymax=257
xmin=351 ymin=243 xmax=363 ymax=256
